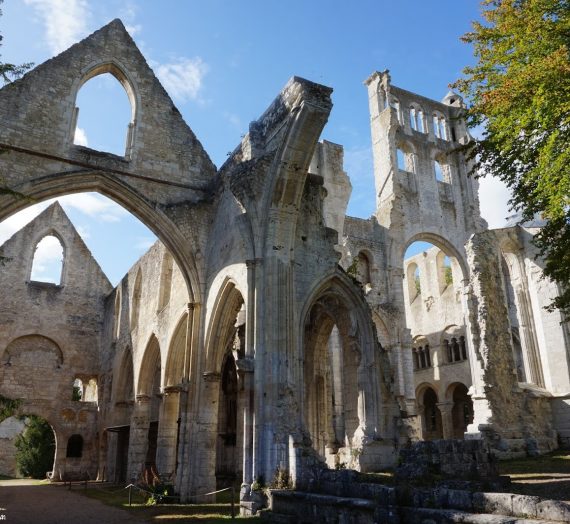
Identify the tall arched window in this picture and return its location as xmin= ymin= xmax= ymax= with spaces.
xmin=114 ymin=287 xmax=122 ymax=340
xmin=396 ymin=143 xmax=416 ymax=173
xmin=406 ymin=262 xmax=421 ymax=303
xmin=390 ymin=97 xmax=401 ymax=123
xmin=130 ymin=269 xmax=142 ymax=330
xmin=433 ymin=112 xmax=448 ymax=140
xmin=30 ymin=235 xmax=64 ymax=285
xmin=157 ymin=251 xmax=174 ymax=311
xmin=73 ymin=66 xmax=136 ymax=158
xmin=410 ymin=105 xmax=426 ymax=133
xmin=436 ymin=250 xmax=455 ymax=294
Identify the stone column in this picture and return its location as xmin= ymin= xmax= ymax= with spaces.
xmin=156 ymin=386 xmax=181 ymax=479
xmin=417 ymin=404 xmax=427 ymax=439
xmin=127 ymin=395 xmax=151 ymax=482
xmin=237 ymin=359 xmax=254 ymax=485
xmin=437 ymin=402 xmax=454 ymax=439
xmin=192 ymin=372 xmax=220 ymax=497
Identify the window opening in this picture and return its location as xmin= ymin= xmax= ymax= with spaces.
xmin=130 ymin=269 xmax=142 ymax=330
xmin=73 ymin=72 xmax=133 ymax=157
xmin=397 ymin=149 xmax=406 ymax=171
xmin=410 ymin=107 xmax=417 ymax=131
xmin=157 ymin=252 xmax=174 ymax=311
xmin=66 ymin=434 xmax=83 ymax=458
xmin=434 ymin=160 xmax=444 ymax=182
xmin=72 ymin=378 xmax=83 ymax=401
xmin=30 ymin=235 xmax=64 ymax=284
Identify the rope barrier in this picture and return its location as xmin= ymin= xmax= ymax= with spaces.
xmin=65 ymin=479 xmax=237 ymax=518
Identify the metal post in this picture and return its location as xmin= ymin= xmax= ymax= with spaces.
xmin=231 ymin=486 xmax=235 ymax=519
xmin=128 ymin=484 xmax=132 ymax=506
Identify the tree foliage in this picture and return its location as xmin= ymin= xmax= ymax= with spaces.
xmin=14 ymin=416 xmax=55 ymax=479
xmin=453 ymin=0 xmax=570 ymax=318
xmin=0 ymin=0 xmax=32 ymax=84
xmin=0 ymin=0 xmax=32 ymax=264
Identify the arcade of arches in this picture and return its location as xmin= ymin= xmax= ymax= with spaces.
xmin=0 ymin=20 xmax=569 ymax=504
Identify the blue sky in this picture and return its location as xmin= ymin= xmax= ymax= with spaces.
xmin=0 ymin=0 xmax=512 ymax=284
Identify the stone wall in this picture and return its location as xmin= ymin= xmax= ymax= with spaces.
xmin=0 ymin=202 xmax=111 ymax=478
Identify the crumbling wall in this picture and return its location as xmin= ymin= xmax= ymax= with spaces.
xmin=466 ymin=230 xmax=556 ymax=456
xmin=0 ymin=202 xmax=111 ymax=478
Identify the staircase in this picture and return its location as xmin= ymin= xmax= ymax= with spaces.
xmin=261 ymin=483 xmax=570 ymax=523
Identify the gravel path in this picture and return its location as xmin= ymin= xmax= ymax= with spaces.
xmin=0 ymin=480 xmax=146 ymax=524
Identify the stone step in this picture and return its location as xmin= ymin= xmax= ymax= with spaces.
xmin=265 ymin=489 xmax=570 ymax=524
xmin=400 ymin=507 xmax=563 ymax=524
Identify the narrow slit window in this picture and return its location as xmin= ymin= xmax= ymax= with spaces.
xmin=397 ymin=149 xmax=406 ymax=171
xmin=434 ymin=160 xmax=444 ymax=182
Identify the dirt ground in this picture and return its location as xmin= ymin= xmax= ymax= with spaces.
xmin=0 ymin=479 xmax=146 ymax=523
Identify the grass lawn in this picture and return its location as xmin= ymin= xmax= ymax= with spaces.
xmin=497 ymin=450 xmax=570 ymax=502
xmin=79 ymin=485 xmax=262 ymax=523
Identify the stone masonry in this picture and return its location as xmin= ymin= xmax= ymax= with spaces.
xmin=0 ymin=20 xmax=568 ymax=503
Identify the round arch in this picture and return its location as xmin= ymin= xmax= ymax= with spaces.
xmin=401 ymin=232 xmax=469 ymax=279
xmin=2 ymin=334 xmax=64 ymax=367
xmin=415 ymin=382 xmax=441 ymax=403
xmin=0 ymin=173 xmax=199 ymax=302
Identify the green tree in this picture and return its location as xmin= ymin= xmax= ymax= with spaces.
xmin=453 ymin=0 xmax=570 ymax=318
xmin=0 ymin=0 xmax=32 ymax=264
xmin=0 ymin=0 xmax=32 ymax=83
xmin=14 ymin=416 xmax=56 ymax=479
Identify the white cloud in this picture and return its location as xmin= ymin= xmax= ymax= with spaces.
xmin=24 ymin=0 xmax=91 ymax=56
xmin=74 ymin=127 xmax=89 ymax=147
xmin=478 ymin=176 xmax=512 ymax=229
xmin=135 ymin=237 xmax=156 ymax=251
xmin=125 ymin=24 xmax=142 ymax=36
xmin=155 ymin=57 xmax=209 ymax=102
xmin=224 ymin=112 xmax=242 ymax=129
xmin=120 ymin=0 xmax=142 ymax=36
xmin=0 ymin=194 xmax=128 ymax=248
xmin=57 ymin=194 xmax=128 ymax=222
xmin=0 ymin=202 xmax=51 ymax=247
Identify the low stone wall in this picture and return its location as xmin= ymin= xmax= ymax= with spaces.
xmin=265 ymin=487 xmax=570 ymax=523
xmin=395 ymin=439 xmax=499 ymax=483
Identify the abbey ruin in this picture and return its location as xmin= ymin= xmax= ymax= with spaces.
xmin=0 ymin=19 xmax=569 ymax=504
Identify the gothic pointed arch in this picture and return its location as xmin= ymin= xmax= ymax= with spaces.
xmin=204 ymin=278 xmax=246 ymax=373
xmin=137 ymin=334 xmax=162 ymax=397
xmin=299 ymin=270 xmax=382 ymax=464
xmin=164 ymin=312 xmax=189 ymax=388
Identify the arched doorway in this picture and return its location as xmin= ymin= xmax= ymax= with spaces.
xmin=1 ymin=414 xmax=56 ymax=479
xmin=301 ymin=276 xmax=381 ymax=470
xmin=450 ymin=383 xmax=474 ymax=439
xmin=419 ymin=386 xmax=442 ymax=440
xmin=202 ymin=280 xmax=247 ymax=491
xmin=108 ymin=346 xmax=134 ymax=483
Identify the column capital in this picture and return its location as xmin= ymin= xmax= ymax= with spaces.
xmin=235 ymin=357 xmax=255 ymax=374
xmin=163 ymin=385 xmax=184 ymax=395
xmin=246 ymin=258 xmax=263 ymax=269
xmin=436 ymin=401 xmax=453 ymax=413
xmin=203 ymin=371 xmax=221 ymax=382
xmin=135 ymin=394 xmax=151 ymax=403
